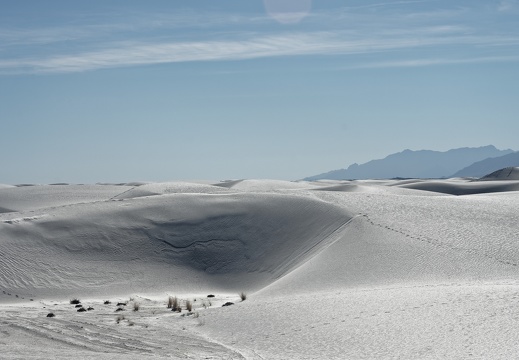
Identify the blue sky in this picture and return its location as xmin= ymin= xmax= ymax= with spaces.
xmin=1 ymin=0 xmax=518 ymax=183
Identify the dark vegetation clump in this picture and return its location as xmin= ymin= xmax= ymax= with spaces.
xmin=186 ymin=300 xmax=193 ymax=312
xmin=46 ymin=313 xmax=55 ymax=318
xmin=87 ymin=307 xmax=94 ymax=311
xmin=222 ymin=302 xmax=234 ymax=307
xmin=70 ymin=299 xmax=81 ymax=305
xmin=207 ymin=294 xmax=215 ymax=298
xmin=239 ymin=292 xmax=247 ymax=301
xmin=75 ymin=304 xmax=82 ymax=308
xmin=168 ymin=296 xmax=181 ymax=312
xmin=115 ymin=307 xmax=125 ymax=312
xmin=77 ymin=307 xmax=87 ymax=312
xmin=116 ymin=302 xmax=127 ymax=306
xmin=104 ymin=300 xmax=111 ymax=305
xmin=167 ymin=296 xmax=174 ymax=309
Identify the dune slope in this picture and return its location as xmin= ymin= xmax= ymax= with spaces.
xmin=0 ymin=191 xmax=352 ymax=300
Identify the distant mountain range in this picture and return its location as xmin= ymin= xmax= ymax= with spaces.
xmin=304 ymin=145 xmax=516 ymax=180
xmin=452 ymin=152 xmax=519 ymax=178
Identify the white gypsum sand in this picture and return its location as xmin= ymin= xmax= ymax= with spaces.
xmin=1 ymin=177 xmax=519 ymax=359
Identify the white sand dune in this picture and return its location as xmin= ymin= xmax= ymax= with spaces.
xmin=313 ymin=181 xmax=442 ymax=196
xmin=479 ymin=166 xmax=519 ymax=181
xmin=0 ymin=184 xmax=132 ymax=212
xmin=1 ymin=177 xmax=519 ymax=359
xmin=113 ymin=181 xmax=231 ymax=199
xmin=214 ymin=179 xmax=319 ymax=191
xmin=0 ymin=190 xmax=352 ymax=300
xmin=396 ymin=179 xmax=519 ymax=195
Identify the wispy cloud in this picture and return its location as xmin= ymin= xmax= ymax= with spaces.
xmin=0 ymin=11 xmax=269 ymax=48
xmin=498 ymin=0 xmax=519 ymax=12
xmin=1 ymin=3 xmax=518 ymax=75
xmin=344 ymin=0 xmax=436 ymax=11
xmin=351 ymin=55 xmax=519 ymax=69
xmin=2 ymin=30 xmax=517 ymax=74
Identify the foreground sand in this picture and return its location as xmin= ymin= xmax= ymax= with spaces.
xmin=1 ymin=178 xmax=519 ymax=359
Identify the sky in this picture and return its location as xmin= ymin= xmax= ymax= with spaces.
xmin=1 ymin=0 xmax=518 ymax=184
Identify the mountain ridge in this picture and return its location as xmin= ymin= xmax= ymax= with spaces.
xmin=452 ymin=152 xmax=519 ymax=178
xmin=305 ymin=145 xmax=514 ymax=180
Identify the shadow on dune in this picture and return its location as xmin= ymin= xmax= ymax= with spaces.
xmin=0 ymin=193 xmax=353 ymax=298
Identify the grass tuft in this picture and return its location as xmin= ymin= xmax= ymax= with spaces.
xmin=168 ymin=296 xmax=180 ymax=311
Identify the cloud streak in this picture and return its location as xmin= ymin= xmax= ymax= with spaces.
xmin=2 ymin=30 xmax=518 ymax=74
xmin=351 ymin=55 xmax=519 ymax=69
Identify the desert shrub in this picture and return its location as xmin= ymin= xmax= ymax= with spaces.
xmin=46 ymin=313 xmax=55 ymax=318
xmin=70 ymin=299 xmax=81 ymax=305
xmin=168 ymin=296 xmax=180 ymax=311
xmin=87 ymin=307 xmax=94 ymax=311
xmin=167 ymin=296 xmax=175 ymax=309
xmin=222 ymin=302 xmax=234 ymax=307
xmin=116 ymin=314 xmax=125 ymax=324
xmin=77 ymin=307 xmax=87 ymax=312
xmin=239 ymin=292 xmax=247 ymax=301
xmin=104 ymin=300 xmax=111 ymax=305
xmin=133 ymin=302 xmax=140 ymax=312
xmin=115 ymin=307 xmax=125 ymax=312
xmin=75 ymin=304 xmax=82 ymax=308
xmin=186 ymin=300 xmax=192 ymax=312
xmin=116 ymin=302 xmax=127 ymax=306
xmin=207 ymin=294 xmax=215 ymax=298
